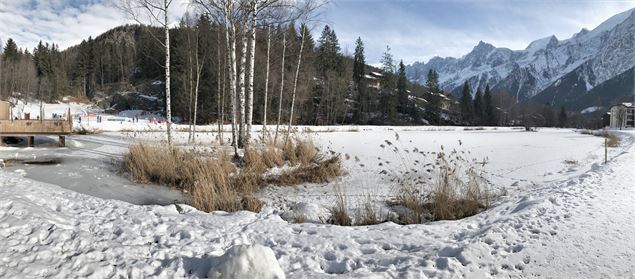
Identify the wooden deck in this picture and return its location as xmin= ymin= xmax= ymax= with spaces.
xmin=0 ymin=119 xmax=72 ymax=135
xmin=0 ymin=119 xmax=72 ymax=147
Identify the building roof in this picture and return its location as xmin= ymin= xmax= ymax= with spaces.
xmin=613 ymin=102 xmax=634 ymax=108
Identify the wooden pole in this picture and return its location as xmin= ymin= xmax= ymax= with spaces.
xmin=605 ymin=137 xmax=608 ymax=164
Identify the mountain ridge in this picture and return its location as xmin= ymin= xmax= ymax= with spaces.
xmin=406 ymin=8 xmax=635 ymax=110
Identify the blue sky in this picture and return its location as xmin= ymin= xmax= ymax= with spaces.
xmin=319 ymin=0 xmax=635 ymax=65
xmin=1 ymin=0 xmax=634 ymax=65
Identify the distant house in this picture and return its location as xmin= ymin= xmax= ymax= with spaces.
xmin=609 ymin=103 xmax=635 ymax=129
xmin=364 ymin=71 xmax=383 ymax=90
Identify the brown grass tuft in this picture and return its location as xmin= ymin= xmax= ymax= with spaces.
xmin=606 ymin=133 xmax=621 ymax=147
xmin=268 ymin=156 xmax=342 ymax=186
xmin=292 ymin=212 xmax=308 ymax=223
xmin=328 ymin=188 xmax=352 ymax=226
xmin=241 ymin=195 xmax=264 ymax=212
xmin=355 ymin=196 xmax=381 ymax=226
xmin=580 ymin=130 xmax=621 ymax=147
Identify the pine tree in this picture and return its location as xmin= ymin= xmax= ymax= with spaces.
xmin=316 ymin=25 xmax=342 ymax=77
xmin=397 ymin=60 xmax=408 ymax=113
xmin=460 ymin=81 xmax=472 ymax=123
xmin=352 ymin=37 xmax=366 ymax=122
xmin=542 ymin=103 xmax=555 ymax=127
xmin=473 ymin=87 xmax=484 ymax=125
xmin=352 ymin=37 xmax=365 ymax=85
xmin=314 ymin=24 xmax=344 ymax=125
xmin=424 ymin=69 xmax=441 ymax=125
xmin=380 ymin=45 xmax=395 ymax=74
xmin=559 ymin=106 xmax=567 ymax=127
xmin=483 ymin=85 xmax=496 ymax=126
xmin=424 ymin=69 xmax=439 ymax=93
xmin=2 ymin=39 xmax=19 ymax=62
xmin=380 ymin=45 xmax=396 ymax=121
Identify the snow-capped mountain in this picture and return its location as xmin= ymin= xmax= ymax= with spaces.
xmin=406 ymin=8 xmax=635 ymax=106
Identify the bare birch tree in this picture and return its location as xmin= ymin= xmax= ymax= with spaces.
xmin=192 ymin=27 xmax=204 ymax=143
xmin=262 ymin=23 xmax=271 ymax=138
xmin=273 ymin=31 xmax=286 ymax=144
xmin=244 ymin=0 xmax=258 ymax=146
xmin=237 ymin=15 xmax=248 ymax=148
xmin=216 ymin=27 xmax=224 ymax=144
xmin=286 ymin=23 xmax=306 ymax=140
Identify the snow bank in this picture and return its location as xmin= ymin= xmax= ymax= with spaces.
xmin=208 ymin=244 xmax=285 ymax=279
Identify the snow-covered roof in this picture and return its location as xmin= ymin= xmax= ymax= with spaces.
xmin=580 ymin=106 xmax=602 ymax=114
xmin=613 ymin=102 xmax=634 ymax=108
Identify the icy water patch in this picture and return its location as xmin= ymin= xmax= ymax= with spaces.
xmin=0 ymin=135 xmax=185 ymax=205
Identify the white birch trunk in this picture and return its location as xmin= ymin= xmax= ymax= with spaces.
xmin=286 ymin=25 xmax=306 ymax=140
xmin=245 ymin=0 xmax=257 ymax=146
xmin=237 ymin=26 xmax=248 ymax=148
xmin=262 ymin=24 xmax=271 ymax=139
xmin=225 ymin=2 xmax=238 ymax=156
xmin=164 ymin=0 xmax=172 ymax=146
xmin=192 ymin=31 xmax=202 ymax=143
xmin=187 ymin=25 xmax=194 ymax=144
xmin=273 ymin=31 xmax=286 ymax=144
xmin=217 ymin=29 xmax=224 ymax=144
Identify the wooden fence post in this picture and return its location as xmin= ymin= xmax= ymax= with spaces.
xmin=605 ymin=137 xmax=608 ymax=164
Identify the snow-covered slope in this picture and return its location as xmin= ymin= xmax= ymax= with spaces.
xmin=406 ymin=8 xmax=635 ymax=105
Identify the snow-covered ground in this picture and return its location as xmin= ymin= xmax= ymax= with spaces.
xmin=0 ymin=127 xmax=633 ymax=278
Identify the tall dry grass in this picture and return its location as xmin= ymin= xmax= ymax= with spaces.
xmin=327 ymin=187 xmax=352 ymax=226
xmin=382 ymin=133 xmax=492 ymax=224
xmin=123 ymin=136 xmax=343 ymax=213
xmin=124 ymin=143 xmax=241 ymax=212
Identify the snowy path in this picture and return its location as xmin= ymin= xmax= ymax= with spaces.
xmin=523 ymin=137 xmax=635 ymax=278
xmin=0 ymin=131 xmax=633 ymax=278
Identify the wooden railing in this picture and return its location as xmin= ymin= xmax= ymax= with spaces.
xmin=0 ymin=119 xmax=72 ymax=135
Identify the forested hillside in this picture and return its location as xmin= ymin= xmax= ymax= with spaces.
xmin=0 ymin=16 xmax=450 ymax=126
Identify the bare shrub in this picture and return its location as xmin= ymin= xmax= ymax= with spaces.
xmin=328 ymin=188 xmax=352 ymax=226
xmin=355 ymin=196 xmax=381 ymax=226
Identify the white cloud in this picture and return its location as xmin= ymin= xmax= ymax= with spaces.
xmin=0 ymin=0 xmax=191 ymax=52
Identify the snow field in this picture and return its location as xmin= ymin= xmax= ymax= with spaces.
xmin=0 ymin=129 xmax=632 ymax=278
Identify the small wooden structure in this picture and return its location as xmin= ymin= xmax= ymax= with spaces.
xmin=0 ymin=101 xmax=72 ymax=147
